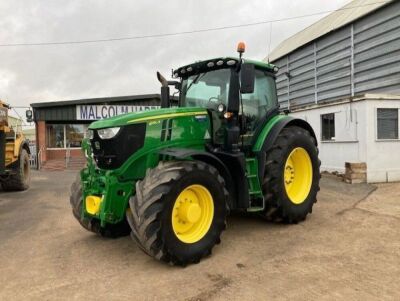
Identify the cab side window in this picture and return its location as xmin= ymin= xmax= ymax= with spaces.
xmin=241 ymin=71 xmax=278 ymax=144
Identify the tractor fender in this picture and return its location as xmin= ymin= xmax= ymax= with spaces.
xmin=255 ymin=116 xmax=317 ymax=183
xmin=158 ymin=148 xmax=235 ymax=208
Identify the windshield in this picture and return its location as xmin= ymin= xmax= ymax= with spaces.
xmin=180 ymin=69 xmax=230 ymax=109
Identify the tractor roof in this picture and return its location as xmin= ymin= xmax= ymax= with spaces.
xmin=173 ymin=57 xmax=277 ymax=78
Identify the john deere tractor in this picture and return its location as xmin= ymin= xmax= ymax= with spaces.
xmin=0 ymin=101 xmax=31 ymax=191
xmin=70 ymin=43 xmax=320 ymax=265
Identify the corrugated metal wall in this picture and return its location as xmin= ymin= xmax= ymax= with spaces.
xmin=273 ymin=1 xmax=400 ymax=109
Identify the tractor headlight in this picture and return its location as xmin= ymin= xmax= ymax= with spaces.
xmin=217 ymin=103 xmax=225 ymax=113
xmin=97 ymin=127 xmax=121 ymax=139
xmin=87 ymin=129 xmax=94 ymax=140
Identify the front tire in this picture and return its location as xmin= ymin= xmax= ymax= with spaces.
xmin=69 ymin=175 xmax=130 ymax=238
xmin=126 ymin=161 xmax=228 ymax=266
xmin=2 ymin=149 xmax=31 ymax=191
xmin=262 ymin=126 xmax=320 ymax=223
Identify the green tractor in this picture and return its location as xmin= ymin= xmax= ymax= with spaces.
xmin=70 ymin=43 xmax=320 ymax=266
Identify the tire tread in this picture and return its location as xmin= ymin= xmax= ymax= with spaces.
xmin=262 ymin=126 xmax=320 ymax=223
xmin=126 ymin=161 xmax=228 ymax=266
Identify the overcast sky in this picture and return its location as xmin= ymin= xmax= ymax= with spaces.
xmin=0 ymin=0 xmax=352 ymax=119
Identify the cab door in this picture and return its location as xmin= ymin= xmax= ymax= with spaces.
xmin=239 ymin=70 xmax=279 ymax=148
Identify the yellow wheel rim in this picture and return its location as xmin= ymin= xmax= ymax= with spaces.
xmin=284 ymin=147 xmax=313 ymax=205
xmin=172 ymin=184 xmax=214 ymax=244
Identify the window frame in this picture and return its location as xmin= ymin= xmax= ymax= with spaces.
xmin=46 ymin=123 xmax=89 ymax=150
xmin=179 ymin=68 xmax=231 ymax=108
xmin=320 ymin=112 xmax=336 ymax=142
xmin=46 ymin=124 xmax=66 ymax=149
xmin=375 ymin=107 xmax=400 ymax=141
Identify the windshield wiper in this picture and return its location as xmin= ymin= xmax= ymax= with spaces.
xmin=186 ymin=72 xmax=207 ymax=93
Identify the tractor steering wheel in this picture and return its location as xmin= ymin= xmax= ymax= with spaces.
xmin=208 ymin=97 xmax=220 ymax=103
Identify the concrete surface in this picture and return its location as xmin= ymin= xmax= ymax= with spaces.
xmin=0 ymin=171 xmax=399 ymax=300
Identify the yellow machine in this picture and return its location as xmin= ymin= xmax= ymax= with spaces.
xmin=0 ymin=101 xmax=31 ymax=191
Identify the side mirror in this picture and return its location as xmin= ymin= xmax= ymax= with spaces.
xmin=174 ymin=82 xmax=181 ymax=91
xmin=240 ymin=63 xmax=255 ymax=94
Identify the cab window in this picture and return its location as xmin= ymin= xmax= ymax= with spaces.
xmin=241 ymin=70 xmax=278 ymax=144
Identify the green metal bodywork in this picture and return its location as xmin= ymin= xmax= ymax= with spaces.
xmin=81 ymin=108 xmax=288 ymax=226
xmin=82 ymin=107 xmax=212 ymax=226
xmin=252 ymin=115 xmax=287 ymax=152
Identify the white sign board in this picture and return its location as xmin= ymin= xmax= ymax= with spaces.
xmin=76 ymin=104 xmax=160 ymax=121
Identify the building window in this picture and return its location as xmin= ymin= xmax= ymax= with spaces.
xmin=377 ymin=108 xmax=398 ymax=140
xmin=321 ymin=113 xmax=335 ymax=141
xmin=47 ymin=124 xmax=65 ymax=148
xmin=66 ymin=125 xmax=85 ymax=147
xmin=46 ymin=124 xmax=88 ymax=148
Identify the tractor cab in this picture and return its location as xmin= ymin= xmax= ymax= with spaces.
xmin=178 ymin=57 xmax=279 ymax=149
xmin=162 ymin=43 xmax=280 ymax=152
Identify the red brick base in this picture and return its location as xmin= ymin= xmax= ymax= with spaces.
xmin=36 ymin=121 xmax=85 ymax=165
xmin=46 ymin=149 xmax=84 ymax=160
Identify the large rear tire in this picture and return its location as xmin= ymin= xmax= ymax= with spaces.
xmin=262 ymin=126 xmax=320 ymax=223
xmin=69 ymin=175 xmax=130 ymax=238
xmin=2 ymin=149 xmax=30 ymax=191
xmin=126 ymin=161 xmax=228 ymax=266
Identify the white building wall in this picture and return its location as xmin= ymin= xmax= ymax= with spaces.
xmin=289 ymin=95 xmax=400 ymax=183
xmin=290 ymin=99 xmax=367 ymax=173
xmin=365 ymin=98 xmax=400 ymax=182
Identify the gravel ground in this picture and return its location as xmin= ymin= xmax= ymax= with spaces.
xmin=0 ymin=171 xmax=399 ymax=300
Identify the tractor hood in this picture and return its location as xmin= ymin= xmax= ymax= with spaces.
xmin=89 ymin=107 xmax=208 ymax=129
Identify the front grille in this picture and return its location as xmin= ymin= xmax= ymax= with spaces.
xmin=91 ymin=123 xmax=146 ymax=169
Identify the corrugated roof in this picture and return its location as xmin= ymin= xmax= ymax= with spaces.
xmin=30 ymin=94 xmax=161 ymax=108
xmin=267 ymin=0 xmax=393 ymax=62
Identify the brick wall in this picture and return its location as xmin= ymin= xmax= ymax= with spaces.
xmin=46 ymin=149 xmax=83 ymax=160
xmin=36 ymin=121 xmax=84 ymax=162
xmin=37 ymin=121 xmax=46 ymax=161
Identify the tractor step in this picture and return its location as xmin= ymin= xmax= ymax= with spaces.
xmin=245 ymin=158 xmax=265 ymax=212
xmin=247 ymin=207 xmax=264 ymax=212
xmin=245 ymin=158 xmax=263 ymax=198
xmin=247 ymin=197 xmax=265 ymax=212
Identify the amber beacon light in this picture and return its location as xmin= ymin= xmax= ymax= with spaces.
xmin=237 ymin=41 xmax=246 ymax=54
